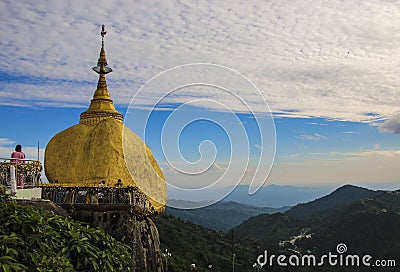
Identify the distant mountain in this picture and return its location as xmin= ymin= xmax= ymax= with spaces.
xmin=165 ymin=200 xmax=290 ymax=232
xmin=167 ymin=199 xmax=214 ymax=209
xmin=286 ymin=184 xmax=383 ymax=219
xmin=296 ymin=191 xmax=400 ymax=261
xmin=223 ymin=184 xmax=331 ymax=207
xmin=232 ymin=185 xmax=400 ymax=264
xmin=164 ymin=184 xmax=339 ymax=232
xmin=155 ymin=186 xmax=400 ymax=272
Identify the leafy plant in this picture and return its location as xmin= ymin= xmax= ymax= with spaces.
xmin=0 ymin=189 xmax=132 ymax=271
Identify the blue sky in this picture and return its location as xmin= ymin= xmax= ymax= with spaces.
xmin=1 ymin=0 xmax=400 ymax=200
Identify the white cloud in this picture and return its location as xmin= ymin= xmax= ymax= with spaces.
xmin=306 ymin=122 xmax=328 ymax=126
xmin=350 ymin=149 xmax=400 ymax=158
xmin=297 ymin=133 xmax=327 ymax=140
xmin=379 ymin=113 xmax=400 ymax=134
xmin=163 ymin=149 xmax=400 ymax=190
xmin=270 ymin=149 xmax=400 ymax=187
xmin=0 ymin=138 xmax=16 ymax=146
xmin=1 ymin=0 xmax=400 ymax=123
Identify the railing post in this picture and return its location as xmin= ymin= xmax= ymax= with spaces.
xmin=10 ymin=164 xmax=17 ymax=194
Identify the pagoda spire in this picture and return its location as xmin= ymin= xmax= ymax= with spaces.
xmin=80 ymin=24 xmax=123 ymax=125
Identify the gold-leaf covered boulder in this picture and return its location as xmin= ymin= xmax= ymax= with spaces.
xmin=44 ymin=27 xmax=166 ymax=212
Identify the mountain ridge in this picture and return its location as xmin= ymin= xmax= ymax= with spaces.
xmin=231 ymin=184 xmax=400 ymax=265
xmin=165 ymin=200 xmax=290 ymax=232
xmin=223 ymin=184 xmax=331 ymax=207
xmin=286 ymin=184 xmax=384 ymax=219
xmin=156 ymin=185 xmax=400 ymax=271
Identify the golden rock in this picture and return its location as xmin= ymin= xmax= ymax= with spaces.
xmin=44 ymin=27 xmax=167 ymax=212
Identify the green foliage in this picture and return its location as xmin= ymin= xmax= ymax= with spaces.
xmin=0 ymin=189 xmax=132 ymax=272
xmin=0 ymin=188 xmax=11 ymax=203
xmin=233 ymin=212 xmax=303 ymax=250
xmin=155 ymin=215 xmax=261 ymax=272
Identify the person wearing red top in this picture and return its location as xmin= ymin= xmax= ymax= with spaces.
xmin=11 ymin=144 xmax=25 ymax=188
xmin=11 ymin=144 xmax=25 ymax=161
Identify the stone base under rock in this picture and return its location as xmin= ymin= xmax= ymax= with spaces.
xmin=71 ymin=209 xmax=163 ymax=272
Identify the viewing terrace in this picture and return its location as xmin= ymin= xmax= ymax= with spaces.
xmin=0 ymin=158 xmax=157 ymax=216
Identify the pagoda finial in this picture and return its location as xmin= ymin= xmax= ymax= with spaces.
xmin=101 ymin=24 xmax=107 ymax=42
xmin=93 ymin=24 xmax=112 ymax=74
xmin=80 ymin=24 xmax=123 ymax=125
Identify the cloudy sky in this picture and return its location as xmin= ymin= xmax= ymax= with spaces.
xmin=1 ymin=0 xmax=400 ymax=200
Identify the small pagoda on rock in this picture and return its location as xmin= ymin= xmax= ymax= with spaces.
xmin=42 ymin=25 xmax=167 ymax=216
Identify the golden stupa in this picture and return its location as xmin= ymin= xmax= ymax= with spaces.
xmin=44 ymin=25 xmax=167 ymax=212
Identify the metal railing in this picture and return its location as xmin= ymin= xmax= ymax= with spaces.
xmin=0 ymin=158 xmax=42 ymax=190
xmin=41 ymin=185 xmax=158 ymax=215
xmin=41 ymin=186 xmax=146 ymax=206
xmin=1 ymin=158 xmax=159 ymax=215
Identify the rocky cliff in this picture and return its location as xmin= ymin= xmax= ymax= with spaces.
xmin=72 ymin=209 xmax=163 ymax=272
